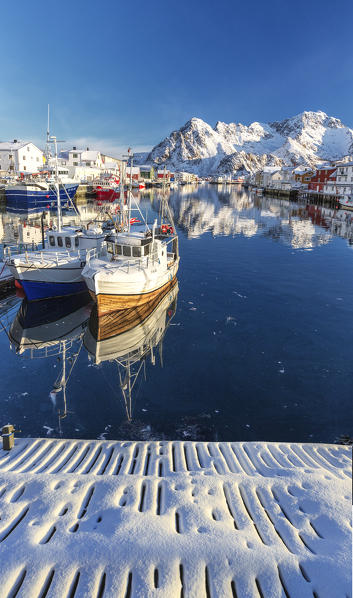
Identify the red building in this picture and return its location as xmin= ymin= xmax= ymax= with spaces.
xmin=308 ymin=166 xmax=336 ymax=192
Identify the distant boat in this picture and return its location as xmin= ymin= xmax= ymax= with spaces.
xmin=94 ymin=176 xmax=120 ymax=202
xmin=5 ymin=180 xmax=79 ymax=211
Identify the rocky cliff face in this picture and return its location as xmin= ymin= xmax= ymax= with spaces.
xmin=143 ymin=111 xmax=353 ymax=175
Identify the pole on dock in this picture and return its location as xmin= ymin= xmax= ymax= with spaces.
xmin=1 ymin=424 xmax=19 ymax=450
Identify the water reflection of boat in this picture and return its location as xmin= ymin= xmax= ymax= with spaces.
xmin=9 ymin=292 xmax=92 ymax=354
xmin=84 ymin=280 xmax=178 ymax=420
xmin=9 ymin=293 xmax=92 ymax=427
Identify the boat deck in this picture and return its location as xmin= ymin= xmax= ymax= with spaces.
xmin=0 ymin=438 xmax=350 ymax=598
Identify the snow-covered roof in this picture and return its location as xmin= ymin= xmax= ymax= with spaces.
xmin=0 ymin=141 xmax=37 ymax=151
xmin=262 ymin=166 xmax=280 ymax=173
xmin=81 ymin=150 xmax=100 ymax=161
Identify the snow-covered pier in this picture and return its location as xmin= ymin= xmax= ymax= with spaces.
xmin=0 ymin=438 xmax=350 ymax=598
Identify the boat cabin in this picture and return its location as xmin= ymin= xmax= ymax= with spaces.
xmin=46 ymin=227 xmax=105 ymax=251
xmin=106 ymin=232 xmax=152 ymax=258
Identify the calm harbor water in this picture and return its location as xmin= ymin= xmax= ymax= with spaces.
xmin=1 ymin=184 xmax=353 ymax=443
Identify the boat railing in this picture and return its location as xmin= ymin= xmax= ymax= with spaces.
xmin=2 ymin=242 xmax=41 ymax=260
xmin=4 ymin=246 xmax=84 ymax=266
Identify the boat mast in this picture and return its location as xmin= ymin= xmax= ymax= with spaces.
xmin=128 ymin=149 xmax=133 ymax=232
xmin=50 ymin=135 xmax=62 ymax=232
xmin=45 ymin=104 xmax=50 ymax=164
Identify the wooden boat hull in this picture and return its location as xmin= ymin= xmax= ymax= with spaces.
xmin=90 ymin=277 xmax=178 ymax=341
xmin=89 ymin=276 xmax=178 ymax=316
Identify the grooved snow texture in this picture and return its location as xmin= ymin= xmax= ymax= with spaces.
xmin=0 ymin=439 xmax=351 ymax=598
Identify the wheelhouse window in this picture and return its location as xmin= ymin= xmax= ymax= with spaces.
xmin=65 ymin=237 xmax=71 ymax=248
xmin=116 ymin=245 xmax=122 ymax=255
xmin=144 ymin=244 xmax=150 ymax=255
xmin=49 ymin=235 xmax=55 ymax=246
xmin=75 ymin=237 xmax=79 ymax=247
xmin=132 ymin=246 xmax=141 ymax=257
xmin=57 ymin=237 xmax=63 ymax=247
xmin=107 ymin=242 xmax=114 ymax=254
xmin=123 ymin=245 xmax=131 ymax=257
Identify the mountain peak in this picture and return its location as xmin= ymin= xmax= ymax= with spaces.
xmin=146 ymin=110 xmax=353 ymax=175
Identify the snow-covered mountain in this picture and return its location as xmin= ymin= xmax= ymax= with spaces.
xmin=144 ymin=111 xmax=353 ymax=175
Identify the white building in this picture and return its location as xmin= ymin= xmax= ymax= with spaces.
xmin=175 ymin=171 xmax=198 ymax=183
xmin=323 ymin=171 xmax=337 ymax=196
xmin=335 ymin=162 xmax=353 ymax=197
xmin=0 ymin=141 xmax=43 ymax=174
xmin=268 ymin=167 xmax=296 ymax=190
xmin=58 ymin=147 xmax=122 ymax=182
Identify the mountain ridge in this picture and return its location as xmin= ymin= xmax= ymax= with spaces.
xmin=136 ymin=111 xmax=353 ymax=175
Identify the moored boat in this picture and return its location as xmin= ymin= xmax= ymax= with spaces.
xmin=5 ymin=181 xmax=79 ymax=211
xmin=82 ymin=180 xmax=180 ymax=315
xmin=6 ymin=226 xmax=106 ymax=301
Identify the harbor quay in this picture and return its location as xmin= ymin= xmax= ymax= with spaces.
xmin=0 ymin=436 xmax=350 ymax=598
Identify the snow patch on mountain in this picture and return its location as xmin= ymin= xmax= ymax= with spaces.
xmin=145 ymin=111 xmax=353 ymax=175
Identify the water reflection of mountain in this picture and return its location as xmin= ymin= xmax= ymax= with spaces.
xmin=166 ymin=186 xmax=353 ymax=250
xmin=84 ymin=281 xmax=179 ymax=422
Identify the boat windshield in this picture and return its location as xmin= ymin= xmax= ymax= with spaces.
xmin=107 ymin=242 xmax=151 ymax=258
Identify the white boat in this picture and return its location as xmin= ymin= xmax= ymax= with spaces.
xmin=6 ymin=225 xmax=106 ymax=300
xmin=82 ymin=170 xmax=179 ymax=316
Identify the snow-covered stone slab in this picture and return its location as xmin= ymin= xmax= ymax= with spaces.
xmin=0 ymin=439 xmax=350 ymax=598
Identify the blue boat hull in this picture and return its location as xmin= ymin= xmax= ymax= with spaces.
xmin=20 ymin=279 xmax=87 ymax=301
xmin=5 ymin=184 xmax=79 ymax=210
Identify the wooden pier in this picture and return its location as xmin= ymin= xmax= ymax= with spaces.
xmin=0 ymin=437 xmax=350 ymax=597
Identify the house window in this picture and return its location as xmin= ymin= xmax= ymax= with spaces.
xmin=73 ymin=162 xmax=78 ymax=166
xmin=23 ymin=166 xmax=26 ymax=170
xmin=36 ymin=157 xmax=39 ymax=162
xmin=73 ymin=153 xmax=78 ymax=158
xmin=27 ymin=146 xmax=30 ymax=151
xmin=23 ymin=156 xmax=26 ymax=160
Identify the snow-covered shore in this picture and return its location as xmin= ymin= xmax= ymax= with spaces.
xmin=0 ymin=438 xmax=350 ymax=597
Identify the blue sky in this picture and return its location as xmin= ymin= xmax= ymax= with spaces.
xmin=1 ymin=0 xmax=353 ymax=155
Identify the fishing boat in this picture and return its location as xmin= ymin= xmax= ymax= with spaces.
xmin=84 ymin=281 xmax=178 ymax=420
xmin=94 ymin=176 xmax=120 ymax=202
xmin=5 ymin=180 xmax=79 ymax=211
xmin=5 ymin=225 xmax=106 ymax=300
xmin=82 ymin=160 xmax=180 ymax=316
xmin=5 ymin=136 xmax=107 ymax=301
